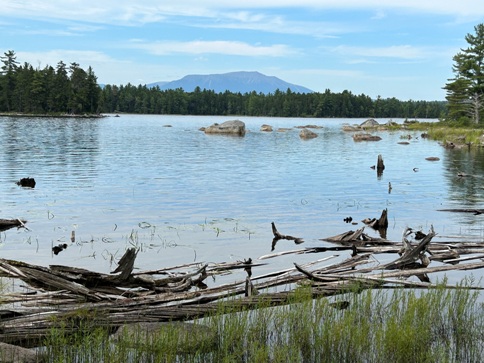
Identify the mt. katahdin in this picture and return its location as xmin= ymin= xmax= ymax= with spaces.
xmin=146 ymin=71 xmax=313 ymax=94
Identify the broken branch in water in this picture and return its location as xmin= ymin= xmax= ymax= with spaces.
xmin=362 ymin=208 xmax=388 ymax=231
xmin=271 ymin=222 xmax=304 ymax=250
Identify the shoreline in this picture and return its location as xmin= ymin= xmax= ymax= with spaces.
xmin=0 ymin=112 xmax=107 ymax=119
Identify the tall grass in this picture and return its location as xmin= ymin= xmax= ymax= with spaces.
xmin=407 ymin=122 xmax=484 ymax=146
xmin=40 ymin=280 xmax=484 ymax=362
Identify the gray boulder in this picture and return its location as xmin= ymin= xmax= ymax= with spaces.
xmin=360 ymin=118 xmax=379 ymax=128
xmin=204 ymin=120 xmax=246 ymax=136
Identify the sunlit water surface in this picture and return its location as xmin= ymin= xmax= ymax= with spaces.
xmin=1 ymin=115 xmax=484 ymax=288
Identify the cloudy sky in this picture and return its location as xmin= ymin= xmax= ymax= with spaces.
xmin=2 ymin=1 xmax=483 ymax=100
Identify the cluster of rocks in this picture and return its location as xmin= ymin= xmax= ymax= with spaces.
xmin=201 ymin=120 xmax=323 ymax=140
xmin=342 ymin=118 xmax=400 ymax=132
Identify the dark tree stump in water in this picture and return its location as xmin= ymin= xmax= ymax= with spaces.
xmin=377 ymin=154 xmax=385 ymax=176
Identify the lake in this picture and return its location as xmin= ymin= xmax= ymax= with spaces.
xmin=1 ymin=114 xmax=483 ymax=287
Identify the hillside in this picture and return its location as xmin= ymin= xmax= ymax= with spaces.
xmin=147 ymin=71 xmax=313 ymax=94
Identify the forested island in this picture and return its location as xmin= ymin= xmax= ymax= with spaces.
xmin=0 ymin=50 xmax=446 ymax=119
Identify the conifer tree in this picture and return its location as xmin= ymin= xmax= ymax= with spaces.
xmin=444 ymin=23 xmax=484 ymax=124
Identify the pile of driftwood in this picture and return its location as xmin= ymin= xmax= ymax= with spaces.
xmin=1 ymin=216 xmax=484 ymax=347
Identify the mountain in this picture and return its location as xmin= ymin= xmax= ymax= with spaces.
xmin=147 ymin=71 xmax=313 ymax=94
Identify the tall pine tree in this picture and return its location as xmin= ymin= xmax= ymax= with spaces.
xmin=0 ymin=50 xmax=19 ymax=111
xmin=444 ymin=24 xmax=484 ymax=124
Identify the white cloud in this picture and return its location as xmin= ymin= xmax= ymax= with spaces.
xmin=3 ymin=1 xmax=484 ymax=25
xmin=127 ymin=40 xmax=297 ymax=57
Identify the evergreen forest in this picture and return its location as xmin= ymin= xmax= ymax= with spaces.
xmin=0 ymin=49 xmax=446 ymax=119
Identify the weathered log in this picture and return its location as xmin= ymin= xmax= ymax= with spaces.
xmin=0 ymin=218 xmax=27 ymax=232
xmin=322 ymin=227 xmax=390 ymax=246
xmin=383 ymin=226 xmax=435 ymax=270
xmin=438 ymin=208 xmax=484 ymax=215
xmin=111 ymin=247 xmax=137 ymax=281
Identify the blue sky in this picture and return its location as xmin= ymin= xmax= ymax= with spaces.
xmin=1 ymin=1 xmax=484 ymax=101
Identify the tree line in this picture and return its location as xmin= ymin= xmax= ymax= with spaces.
xmin=0 ymin=49 xmax=446 ymax=119
xmin=0 ymin=50 xmax=100 ymax=114
xmin=100 ymin=84 xmax=446 ymax=119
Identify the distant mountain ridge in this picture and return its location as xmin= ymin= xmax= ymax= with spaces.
xmin=147 ymin=71 xmax=313 ymax=94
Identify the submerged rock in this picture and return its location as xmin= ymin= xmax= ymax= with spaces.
xmin=353 ymin=133 xmax=382 ymax=142
xmin=204 ymin=120 xmax=246 ymax=136
xmin=299 ymin=128 xmax=318 ymax=139
xmin=260 ymin=124 xmax=273 ymax=132
xmin=295 ymin=124 xmax=323 ymax=129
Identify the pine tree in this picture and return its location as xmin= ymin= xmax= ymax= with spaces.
xmin=444 ymin=24 xmax=484 ymax=124
xmin=0 ymin=50 xmax=19 ymax=111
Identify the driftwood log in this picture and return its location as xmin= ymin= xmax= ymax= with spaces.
xmin=1 ymin=223 xmax=484 ymax=348
xmin=438 ymin=208 xmax=484 ymax=215
xmin=0 ymin=219 xmax=28 ymax=232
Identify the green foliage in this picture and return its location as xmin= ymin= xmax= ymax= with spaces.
xmin=444 ymin=23 xmax=484 ymax=124
xmin=0 ymin=48 xmax=447 ymax=118
xmin=0 ymin=50 xmax=101 ymax=114
xmin=99 ymin=84 xmax=447 ymax=118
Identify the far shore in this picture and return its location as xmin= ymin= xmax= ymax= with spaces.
xmin=0 ymin=112 xmax=106 ymax=119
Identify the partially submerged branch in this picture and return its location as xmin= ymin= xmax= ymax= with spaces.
xmin=271 ymin=222 xmax=304 ymax=250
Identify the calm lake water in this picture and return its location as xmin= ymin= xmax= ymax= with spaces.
xmin=1 ymin=115 xmax=484 ymax=287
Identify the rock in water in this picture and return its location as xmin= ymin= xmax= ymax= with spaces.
xmin=299 ymin=128 xmax=318 ymax=139
xmin=16 ymin=178 xmax=36 ymax=188
xmin=204 ymin=120 xmax=246 ymax=136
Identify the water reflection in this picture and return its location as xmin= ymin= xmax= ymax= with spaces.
xmin=0 ymin=117 xmax=100 ymax=186
xmin=443 ymin=147 xmax=484 ymax=207
xmin=0 ymin=115 xmax=482 ymax=290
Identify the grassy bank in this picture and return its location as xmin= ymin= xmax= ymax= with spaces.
xmin=39 ymin=280 xmax=483 ymax=363
xmin=407 ymin=120 xmax=484 ymax=147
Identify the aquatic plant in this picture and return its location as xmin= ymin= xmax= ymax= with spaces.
xmin=40 ymin=281 xmax=483 ymax=362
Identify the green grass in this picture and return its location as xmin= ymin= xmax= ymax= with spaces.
xmin=407 ymin=121 xmax=484 ymax=146
xmin=39 ymin=280 xmax=483 ymax=362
